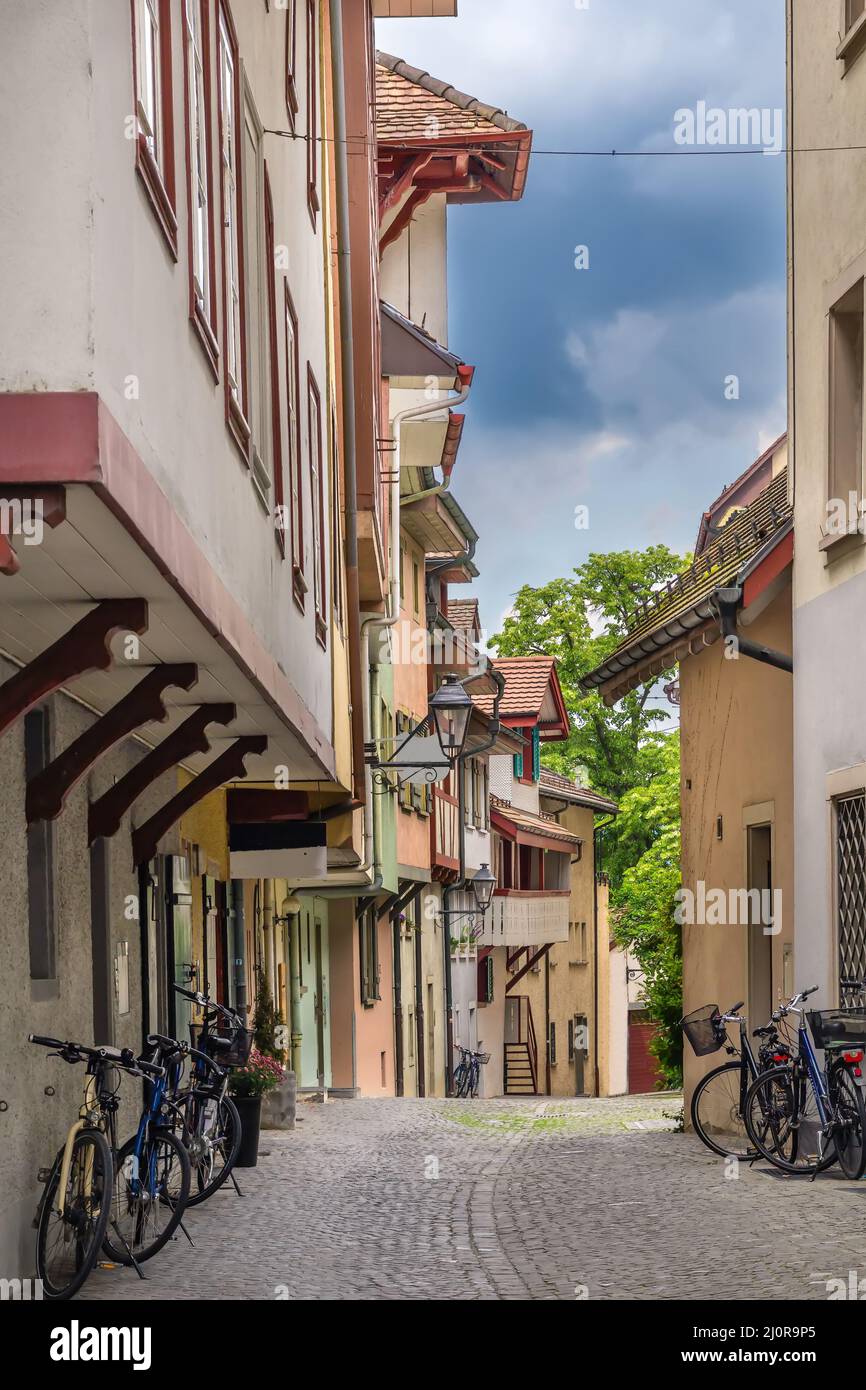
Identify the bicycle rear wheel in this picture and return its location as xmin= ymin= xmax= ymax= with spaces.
xmin=36 ymin=1129 xmax=113 ymax=1300
xmin=831 ymin=1065 xmax=866 ymax=1180
xmin=745 ymin=1066 xmax=837 ymax=1174
xmin=690 ymin=1061 xmax=755 ymax=1158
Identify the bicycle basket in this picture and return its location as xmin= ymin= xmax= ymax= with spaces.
xmin=808 ymin=1009 xmax=866 ymax=1050
xmin=190 ymin=1023 xmax=254 ymax=1068
xmin=477 ymin=1052 xmax=491 ymax=1065
xmin=681 ymin=1004 xmax=725 ymax=1056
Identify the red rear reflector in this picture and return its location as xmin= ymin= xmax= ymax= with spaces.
xmin=844 ymin=1050 xmax=864 ymax=1064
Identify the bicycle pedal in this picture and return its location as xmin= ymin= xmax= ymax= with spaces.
xmin=96 ymin=1261 xmax=121 ymax=1270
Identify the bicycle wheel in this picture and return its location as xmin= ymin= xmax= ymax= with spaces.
xmin=454 ymin=1063 xmax=469 ymax=1098
xmin=469 ymin=1061 xmax=480 ymax=1099
xmin=830 ymin=1065 xmax=866 ymax=1180
xmin=745 ymin=1066 xmax=837 ymax=1175
xmin=181 ymin=1092 xmax=242 ymax=1206
xmin=103 ymin=1129 xmax=191 ymax=1264
xmin=691 ymin=1061 xmax=755 ymax=1158
xmin=36 ymin=1129 xmax=113 ymax=1300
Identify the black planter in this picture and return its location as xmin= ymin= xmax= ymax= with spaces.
xmin=233 ymin=1094 xmax=263 ymax=1167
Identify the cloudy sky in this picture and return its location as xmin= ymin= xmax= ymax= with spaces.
xmin=376 ymin=0 xmax=787 ymax=637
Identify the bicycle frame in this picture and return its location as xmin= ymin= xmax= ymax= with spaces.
xmin=127 ymin=1069 xmax=171 ymax=1196
xmin=795 ymin=1019 xmax=831 ymax=1126
xmin=56 ymin=1072 xmax=101 ymax=1218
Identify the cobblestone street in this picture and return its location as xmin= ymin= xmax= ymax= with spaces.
xmin=77 ymin=1094 xmax=866 ymax=1301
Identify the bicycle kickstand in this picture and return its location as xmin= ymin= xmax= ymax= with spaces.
xmin=107 ymin=1223 xmax=148 ymax=1281
xmin=177 ymin=1216 xmax=195 ymax=1247
xmin=230 ymin=1170 xmax=244 ymax=1197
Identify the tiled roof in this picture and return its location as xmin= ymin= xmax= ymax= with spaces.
xmin=376 ymin=52 xmax=528 ymax=142
xmin=490 ymin=796 xmax=583 ymax=849
xmin=539 ymin=769 xmax=619 ymax=816
xmin=582 ymin=467 xmax=792 ymax=699
xmin=447 ymin=598 xmax=479 ymax=632
xmin=473 ymin=656 xmax=556 ymax=719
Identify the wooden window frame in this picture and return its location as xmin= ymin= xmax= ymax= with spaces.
xmin=263 ymin=166 xmax=285 ymax=554
xmin=360 ymin=906 xmax=380 ymax=1007
xmin=284 ymin=284 xmax=305 ymax=604
xmin=306 ymin=0 xmax=320 ymax=227
xmin=182 ymin=0 xmax=219 ymax=377
xmin=285 ymin=0 xmax=299 ymax=124
xmin=25 ymin=707 xmax=57 ymax=993
xmin=308 ymin=364 xmax=327 ymax=645
xmin=131 ymin=0 xmax=178 ymax=258
xmin=217 ymin=1 xmax=251 ymax=464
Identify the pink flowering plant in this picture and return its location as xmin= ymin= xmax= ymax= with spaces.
xmin=229 ymin=1046 xmax=286 ymax=1099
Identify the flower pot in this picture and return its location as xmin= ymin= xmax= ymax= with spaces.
xmin=232 ymin=1094 xmax=263 ymax=1167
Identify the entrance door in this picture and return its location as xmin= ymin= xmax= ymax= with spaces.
xmin=747 ymin=824 xmax=773 ymax=1027
xmin=314 ymin=918 xmax=326 ymax=1089
xmin=427 ymin=982 xmax=435 ymax=1095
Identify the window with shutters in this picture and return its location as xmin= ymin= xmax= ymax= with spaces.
xmin=183 ymin=0 xmax=218 ymax=370
xmin=360 ymin=906 xmax=380 ymax=1006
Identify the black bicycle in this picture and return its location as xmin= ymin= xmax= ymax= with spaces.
xmin=744 ymin=982 xmax=866 ymax=1178
xmin=168 ymin=984 xmax=249 ymax=1203
xmin=453 ymin=1044 xmax=489 ymax=1098
xmin=683 ymin=1000 xmax=793 ymax=1159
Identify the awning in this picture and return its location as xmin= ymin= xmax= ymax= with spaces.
xmin=490 ymin=798 xmax=582 ymax=854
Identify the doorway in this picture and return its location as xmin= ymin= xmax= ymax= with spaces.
xmin=747 ymin=824 xmax=773 ymax=1026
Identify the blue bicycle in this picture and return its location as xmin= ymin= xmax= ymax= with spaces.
xmin=744 ymin=982 xmax=866 ymax=1179
xmin=101 ymin=1033 xmax=192 ymax=1266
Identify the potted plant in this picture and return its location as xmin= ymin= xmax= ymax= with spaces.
xmin=229 ymin=1048 xmax=287 ymax=1167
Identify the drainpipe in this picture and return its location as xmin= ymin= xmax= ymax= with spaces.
xmin=393 ymin=900 xmax=404 ymax=1097
xmin=415 ymin=903 xmax=425 ymax=1097
xmin=713 ymin=587 xmax=793 ymax=673
xmin=285 ymin=898 xmax=303 ymax=1078
xmin=329 ymin=0 xmax=366 ymax=809
xmin=262 ymin=879 xmax=274 ymax=997
xmin=592 ymin=814 xmax=616 ymax=1098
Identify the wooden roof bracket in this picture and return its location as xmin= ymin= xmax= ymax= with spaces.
xmin=0 ymin=598 xmax=148 ymax=740
xmin=505 ymin=943 xmax=554 ymax=994
xmin=131 ymin=735 xmax=268 ymax=867
xmin=88 ymin=703 xmax=237 ymax=843
xmin=27 ymin=662 xmax=199 ymax=823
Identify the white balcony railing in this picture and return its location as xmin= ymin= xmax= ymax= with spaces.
xmin=475 ymin=891 xmax=570 ymax=947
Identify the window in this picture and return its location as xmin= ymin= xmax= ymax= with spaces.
xmin=183 ymin=0 xmax=218 ymax=371
xmin=848 ymin=0 xmax=865 ymax=32
xmin=218 ymin=4 xmax=249 ymax=454
xmin=331 ymin=402 xmax=345 ymax=631
xmin=567 ymin=1018 xmax=575 ymax=1063
xmin=308 ymin=366 xmax=327 ymax=642
xmin=397 ymin=712 xmax=413 ymax=812
xmin=244 ymin=91 xmax=269 ymax=491
xmin=132 ymin=0 xmax=177 ymax=254
xmin=549 ymin=1022 xmax=557 ymax=1066
xmin=836 ymin=793 xmax=866 ymax=987
xmin=407 ymin=1009 xmax=415 ymax=1064
xmin=360 ymin=906 xmax=380 ymax=1006
xmin=284 ymin=286 xmax=304 ymax=601
xmin=412 ymin=559 xmax=420 ymax=617
xmin=306 ymin=0 xmax=319 ymax=225
xmin=285 ymin=0 xmax=299 ymax=121
xmin=829 ymin=279 xmax=864 ymax=510
xmin=25 ymin=708 xmax=57 ymax=992
xmin=264 ymin=168 xmax=284 ymax=549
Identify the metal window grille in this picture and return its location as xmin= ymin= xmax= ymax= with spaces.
xmin=837 ymin=793 xmax=866 ymax=987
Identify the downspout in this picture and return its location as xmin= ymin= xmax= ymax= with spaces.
xmin=329 ymin=0 xmax=366 ymax=810
xmin=713 ymin=587 xmax=793 ymax=673
xmin=287 ymin=901 xmax=303 ymax=1079
xmin=415 ymin=903 xmax=425 ymax=1096
xmin=393 ymin=901 xmax=404 ymax=1097
xmin=592 ymin=814 xmax=616 ymax=1098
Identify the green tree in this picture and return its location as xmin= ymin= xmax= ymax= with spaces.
xmin=491 ymin=547 xmax=688 ymax=806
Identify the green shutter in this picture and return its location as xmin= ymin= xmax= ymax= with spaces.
xmin=532 ymin=726 xmax=540 ymax=781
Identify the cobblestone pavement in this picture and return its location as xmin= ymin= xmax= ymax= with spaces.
xmin=78 ymin=1093 xmax=866 ymax=1301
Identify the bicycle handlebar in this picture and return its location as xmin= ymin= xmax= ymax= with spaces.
xmin=172 ymin=983 xmax=243 ymax=1024
xmin=28 ymin=1034 xmax=165 ymax=1078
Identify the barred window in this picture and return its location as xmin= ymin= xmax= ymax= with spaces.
xmin=836 ymin=793 xmax=866 ymax=990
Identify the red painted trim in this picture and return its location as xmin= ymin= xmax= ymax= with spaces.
xmin=130 ymin=0 xmax=178 ymax=259
xmin=0 ymin=393 xmax=336 ymax=778
xmin=181 ymin=0 xmax=220 ymax=380
xmin=742 ymin=529 xmax=793 ymax=610
xmin=0 ymin=536 xmax=20 ymax=576
xmin=306 ymin=0 xmax=319 ymax=228
xmin=264 ymin=164 xmax=285 ymax=557
xmin=307 ymin=364 xmax=327 ymax=645
xmin=285 ymin=0 xmax=298 ymax=126
xmin=217 ymin=0 xmax=251 ymax=465
xmin=284 ymin=282 xmax=305 ymax=607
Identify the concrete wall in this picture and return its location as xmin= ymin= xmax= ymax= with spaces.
xmin=789 ymin=0 xmax=866 ymax=1006
xmin=0 ymin=661 xmax=178 ymax=1276
xmin=679 ymin=585 xmax=794 ymax=1110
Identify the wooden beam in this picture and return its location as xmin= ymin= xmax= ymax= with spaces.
xmin=132 ymin=735 xmax=268 ymax=866
xmin=0 ymin=599 xmax=148 ymax=739
xmin=0 ymin=486 xmax=66 ymax=576
xmin=88 ymin=703 xmax=237 ymax=843
xmin=226 ymin=787 xmax=309 ymax=823
xmin=505 ymin=943 xmax=553 ymax=994
xmin=27 ymin=663 xmax=198 ymax=823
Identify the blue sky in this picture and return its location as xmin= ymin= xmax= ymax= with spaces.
xmin=377 ymin=0 xmax=787 ymax=637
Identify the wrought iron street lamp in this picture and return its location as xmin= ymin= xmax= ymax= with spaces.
xmin=429 ymin=673 xmax=473 ymax=766
xmin=471 ymin=863 xmax=496 ymax=913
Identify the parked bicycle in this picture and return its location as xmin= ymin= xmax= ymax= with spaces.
xmin=744 ymin=982 xmax=866 ymax=1179
xmin=29 ymin=1033 xmax=165 ymax=1300
xmin=167 ymin=984 xmax=250 ymax=1204
xmin=682 ymin=999 xmax=793 ymax=1159
xmin=453 ymin=1043 xmax=489 ymax=1098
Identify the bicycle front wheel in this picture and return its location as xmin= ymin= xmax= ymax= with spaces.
xmin=181 ymin=1092 xmax=242 ymax=1206
xmin=103 ymin=1129 xmax=191 ymax=1264
xmin=36 ymin=1129 xmax=113 ymax=1300
xmin=690 ymin=1061 xmax=755 ymax=1159
xmin=745 ymin=1066 xmax=837 ymax=1175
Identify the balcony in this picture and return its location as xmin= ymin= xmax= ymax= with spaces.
xmin=475 ymin=890 xmax=570 ymax=947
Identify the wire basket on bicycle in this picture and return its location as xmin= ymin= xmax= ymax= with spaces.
xmin=189 ymin=1021 xmax=254 ymax=1068
xmin=808 ymin=1009 xmax=866 ymax=1050
xmin=681 ymin=1004 xmax=726 ymax=1056
xmin=476 ymin=1051 xmax=491 ymax=1065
